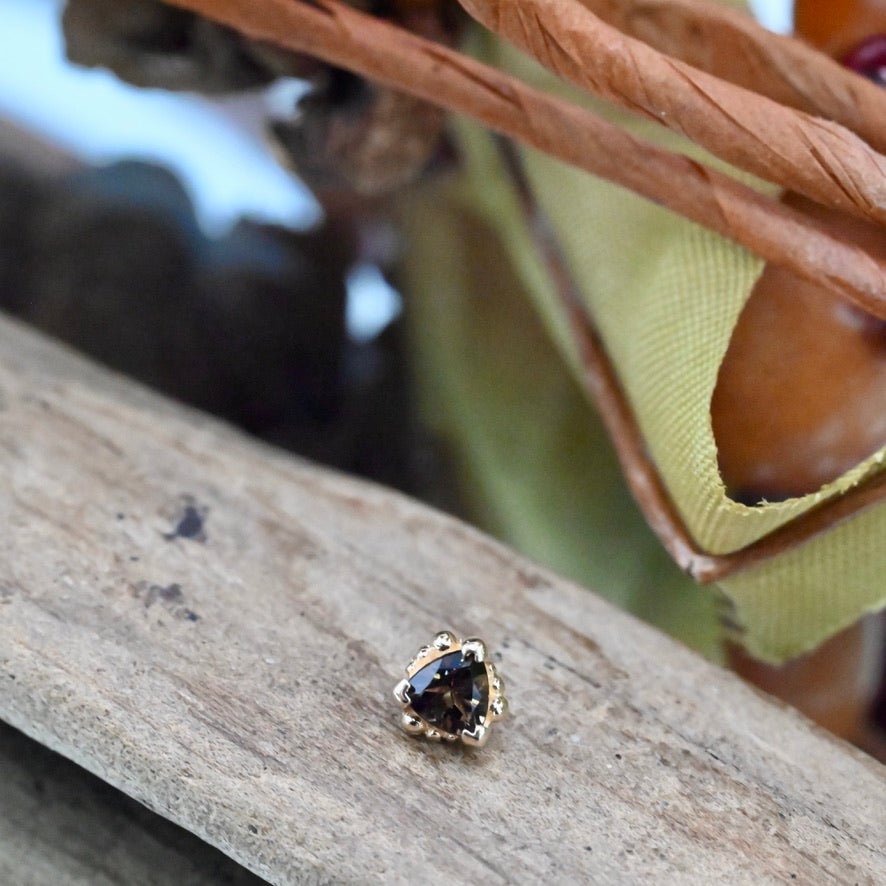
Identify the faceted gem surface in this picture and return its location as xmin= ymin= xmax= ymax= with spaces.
xmin=407 ymin=650 xmax=489 ymax=735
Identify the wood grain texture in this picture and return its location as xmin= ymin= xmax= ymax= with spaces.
xmin=0 ymin=723 xmax=264 ymax=886
xmin=0 ymin=313 xmax=883 ymax=884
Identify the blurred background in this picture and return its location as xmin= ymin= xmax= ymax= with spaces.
xmin=0 ymin=0 xmax=788 ymax=359
xmin=0 ymin=0 xmax=445 ymax=502
xmin=0 ymin=0 xmax=794 ymax=523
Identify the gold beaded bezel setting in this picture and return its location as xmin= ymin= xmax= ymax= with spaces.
xmin=393 ymin=631 xmax=508 ymax=747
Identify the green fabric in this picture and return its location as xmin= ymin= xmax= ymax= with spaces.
xmin=721 ymin=501 xmax=886 ymax=661
xmin=485 ymin=37 xmax=886 ymax=556
xmin=401 ymin=9 xmax=886 ymax=662
xmin=398 ymin=191 xmax=723 ymax=661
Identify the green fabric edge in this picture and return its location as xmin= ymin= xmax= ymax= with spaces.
xmin=443 ymin=55 xmax=885 ymax=660
xmin=477 ymin=35 xmax=886 ymax=557
xmin=397 ymin=182 xmax=724 ymax=661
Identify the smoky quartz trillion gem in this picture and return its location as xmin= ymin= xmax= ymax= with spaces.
xmin=407 ymin=650 xmax=490 ymax=735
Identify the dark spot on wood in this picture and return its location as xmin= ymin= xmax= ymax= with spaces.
xmin=164 ymin=497 xmax=208 ymax=543
xmin=132 ymin=582 xmax=199 ymax=623
xmin=571 ymin=631 xmax=604 ymax=659
xmin=517 ymin=568 xmax=551 ymax=590
xmin=147 ymin=583 xmax=183 ymax=606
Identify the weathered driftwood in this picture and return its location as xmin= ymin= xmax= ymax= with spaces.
xmin=0 ymin=313 xmax=883 ymax=884
xmin=0 ymin=723 xmax=263 ymax=885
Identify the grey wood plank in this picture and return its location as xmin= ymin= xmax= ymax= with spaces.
xmin=0 ymin=315 xmax=883 ymax=884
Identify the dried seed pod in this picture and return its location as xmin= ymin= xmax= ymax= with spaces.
xmin=712 ymin=5 xmax=886 ymax=503
xmin=270 ymin=70 xmax=446 ymax=196
xmin=62 ymin=0 xmax=456 ymax=193
xmin=268 ymin=2 xmax=459 ymax=196
xmin=794 ymin=0 xmax=886 ymax=58
xmin=62 ymin=0 xmax=312 ymax=92
xmin=712 ymin=193 xmax=886 ymax=502
xmin=720 ymin=0 xmax=886 ymax=745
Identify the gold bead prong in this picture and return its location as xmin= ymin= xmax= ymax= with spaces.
xmin=402 ymin=712 xmax=424 ymax=734
xmin=393 ymin=678 xmax=412 ymax=705
xmin=433 ymin=630 xmax=457 ymax=650
xmin=462 ymin=638 xmax=487 ymax=662
xmin=407 ymin=645 xmax=434 ymax=672
xmin=460 ymin=723 xmax=489 ymax=748
xmin=490 ymin=696 xmax=509 ymax=720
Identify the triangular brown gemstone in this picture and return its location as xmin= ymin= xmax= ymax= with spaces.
xmin=407 ymin=650 xmax=490 ymax=735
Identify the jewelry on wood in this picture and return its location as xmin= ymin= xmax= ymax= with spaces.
xmin=393 ymin=631 xmax=508 ymax=747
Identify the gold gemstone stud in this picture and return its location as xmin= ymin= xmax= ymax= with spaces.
xmin=393 ymin=631 xmax=508 ymax=748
